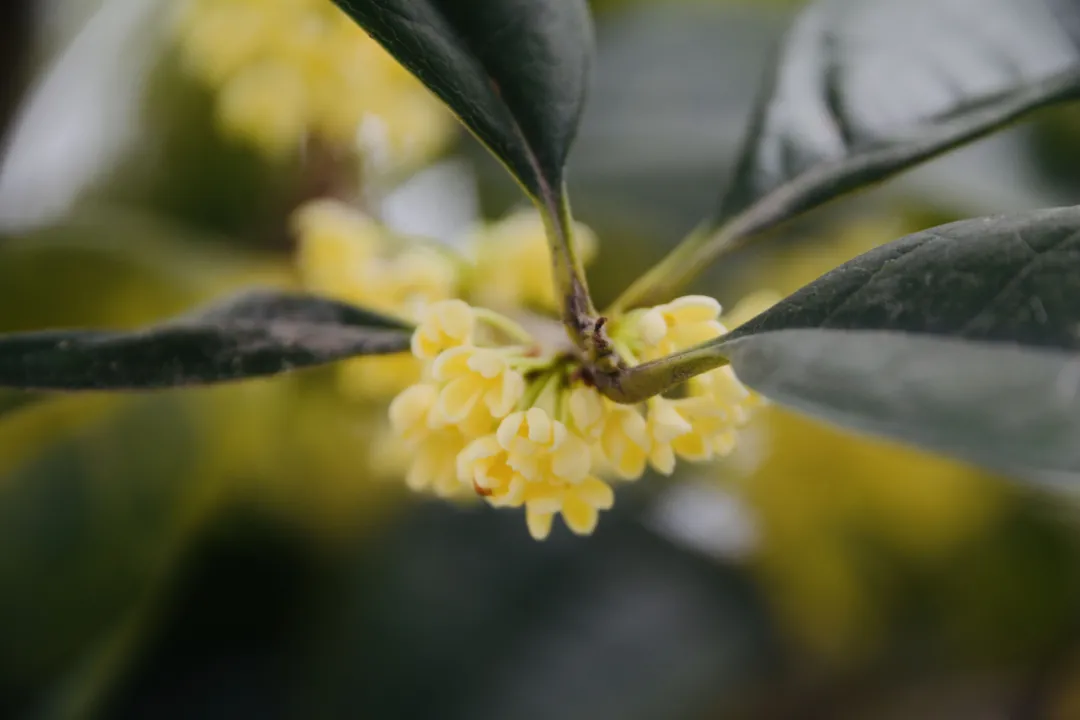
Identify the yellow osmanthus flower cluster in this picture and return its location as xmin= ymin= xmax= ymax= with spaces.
xmin=293 ymin=200 xmax=600 ymax=401
xmin=292 ymin=197 xmax=763 ymax=539
xmin=174 ymin=0 xmax=455 ymax=164
xmin=389 ymin=294 xmax=761 ymax=540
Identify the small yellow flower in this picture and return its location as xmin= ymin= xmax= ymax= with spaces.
xmin=411 ymin=299 xmax=475 ymax=360
xmin=293 ymin=199 xmax=383 ymax=292
xmin=388 ymin=382 xmax=470 ymax=498
xmin=456 ymin=407 xmax=615 ymax=540
xmin=496 ymin=408 xmax=592 ymax=484
xmin=567 ymin=385 xmax=607 ymax=438
xmin=647 ymin=396 xmax=740 ymax=472
xmin=690 ymin=366 xmax=756 ymax=424
xmin=569 ymin=387 xmax=650 ymax=480
xmin=432 ymin=347 xmax=526 ymax=426
xmin=408 ymin=427 xmax=471 ymax=498
xmin=457 ymin=435 xmax=527 ymax=507
xmin=377 ymin=248 xmax=459 ymax=313
xmin=645 ymin=398 xmax=693 ymax=475
xmin=176 ymin=0 xmax=285 ymax=85
xmin=638 ymin=295 xmax=726 ymax=359
xmin=294 ymin=199 xmax=462 ymax=401
xmin=217 ymin=58 xmax=310 ymax=159
xmin=467 ymin=209 xmax=598 ymax=312
xmin=295 ymin=199 xmax=462 ymax=315
xmin=388 ymin=383 xmax=440 ymax=443
xmin=670 ymin=397 xmax=738 ymax=460
xmin=525 ymin=477 xmax=615 ymax=540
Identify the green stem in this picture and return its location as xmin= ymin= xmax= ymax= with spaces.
xmin=509 ymin=354 xmax=558 ymax=373
xmin=523 ymin=366 xmax=564 ymax=415
xmin=607 ymin=223 xmax=713 ymax=314
xmin=473 ymin=308 xmax=534 ymax=345
xmin=539 ymin=189 xmax=599 ymax=351
xmin=608 ymin=214 xmax=762 ymax=314
xmin=610 ymin=67 xmax=1080 ymax=313
xmin=591 ymin=340 xmax=729 ymax=405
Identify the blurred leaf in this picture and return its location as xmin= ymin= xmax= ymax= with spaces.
xmin=0 ymin=390 xmax=45 ymax=422
xmin=715 ymin=206 xmax=1080 ymax=475
xmin=0 ymin=290 xmax=412 ymax=390
xmin=570 ymin=3 xmax=783 ymax=213
xmin=301 ymin=503 xmax=777 ymax=720
xmin=0 ymin=205 xmax=295 ymax=333
xmin=107 ymin=55 xmax=309 ymax=250
xmin=0 ymin=392 xmax=201 ymax=698
xmin=716 ymin=0 xmax=1080 ymax=234
xmin=0 ymin=0 xmax=33 ymax=142
xmin=332 ymin=0 xmax=592 ymax=209
xmin=0 ymin=0 xmax=168 ymax=232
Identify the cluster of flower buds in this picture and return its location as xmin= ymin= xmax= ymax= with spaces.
xmin=389 ymin=295 xmax=760 ymax=540
xmin=290 ymin=194 xmax=767 ymax=539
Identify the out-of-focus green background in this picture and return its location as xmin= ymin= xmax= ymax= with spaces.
xmin=4 ymin=1 xmax=1080 ymax=718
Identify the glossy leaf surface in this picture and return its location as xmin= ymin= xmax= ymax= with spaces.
xmin=716 ymin=206 xmax=1080 ymax=474
xmin=333 ymin=0 xmax=592 ymax=207
xmin=717 ymin=0 xmax=1080 ymax=232
xmin=0 ymin=290 xmax=412 ymax=390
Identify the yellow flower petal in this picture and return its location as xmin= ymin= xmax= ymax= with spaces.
xmin=577 ymin=477 xmax=615 ymax=510
xmin=437 ymin=376 xmax=481 ymax=422
xmin=525 ymin=407 xmax=554 ymax=445
xmin=550 ymin=432 xmax=592 ymax=483
xmin=432 ymin=345 xmax=473 ymax=381
xmin=561 ymin=495 xmax=599 ymax=536
xmin=526 ymin=507 xmax=555 ymax=541
xmin=484 ymin=370 xmax=525 ymax=418
xmin=217 ymin=59 xmax=309 ymax=158
xmin=497 ymin=411 xmax=528 ymax=452
xmin=411 ymin=299 xmax=475 ymax=360
xmin=664 ymin=295 xmax=721 ymax=324
xmin=524 ymin=482 xmax=564 ymax=514
xmin=638 ymin=309 xmax=668 ymax=347
xmin=648 ymin=399 xmax=693 ymax=443
xmin=672 ymin=432 xmax=711 ymax=461
xmin=650 ymin=444 xmax=676 ymax=475
xmin=568 ymin=386 xmax=605 ymax=439
xmin=389 ymin=383 xmax=438 ymax=442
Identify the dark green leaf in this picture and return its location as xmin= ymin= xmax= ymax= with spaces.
xmin=715 ymin=206 xmax=1080 ymax=475
xmin=716 ymin=0 xmax=1080 ymax=234
xmin=332 ymin=0 xmax=592 ymax=207
xmin=0 ymin=290 xmax=412 ymax=390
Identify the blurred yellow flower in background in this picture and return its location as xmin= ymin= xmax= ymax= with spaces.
xmin=468 ymin=209 xmax=599 ymax=313
xmin=174 ymin=0 xmax=456 ymax=165
xmin=293 ymin=199 xmax=461 ymax=403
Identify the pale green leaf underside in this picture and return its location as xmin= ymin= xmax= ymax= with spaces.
xmin=724 ymin=330 xmax=1080 ymax=474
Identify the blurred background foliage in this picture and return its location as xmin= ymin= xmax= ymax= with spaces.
xmin=2 ymin=0 xmax=1080 ymax=718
